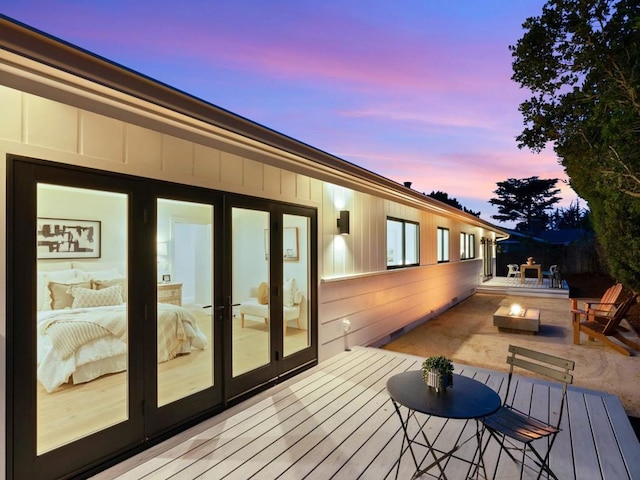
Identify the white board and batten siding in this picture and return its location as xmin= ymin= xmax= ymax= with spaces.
xmin=319 ymin=260 xmax=481 ymax=361
xmin=0 ymin=65 xmax=490 ymax=366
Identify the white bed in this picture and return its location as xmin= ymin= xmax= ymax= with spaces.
xmin=36 ymin=262 xmax=207 ymax=392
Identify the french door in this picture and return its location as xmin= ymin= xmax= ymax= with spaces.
xmin=8 ymin=158 xmax=224 ymax=479
xmin=482 ymin=238 xmax=494 ymax=279
xmin=226 ymin=197 xmax=317 ymax=401
xmin=10 ymin=159 xmax=146 ymax=479
xmin=8 ymin=157 xmax=317 ymax=479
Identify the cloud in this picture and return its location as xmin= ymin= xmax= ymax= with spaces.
xmin=3 ymin=0 xmax=571 ymax=225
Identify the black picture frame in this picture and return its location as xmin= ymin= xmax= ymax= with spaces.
xmin=37 ymin=217 xmax=101 ymax=259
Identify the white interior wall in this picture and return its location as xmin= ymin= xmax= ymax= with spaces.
xmin=232 ymin=208 xmax=269 ymax=303
xmin=282 ymin=215 xmax=309 ymax=299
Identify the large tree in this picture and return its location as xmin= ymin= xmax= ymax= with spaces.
xmin=489 ymin=176 xmax=561 ymax=232
xmin=548 ymin=199 xmax=592 ymax=230
xmin=510 ymin=0 xmax=640 ymax=288
xmin=427 ymin=191 xmax=481 ymax=217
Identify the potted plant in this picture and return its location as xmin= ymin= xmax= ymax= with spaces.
xmin=421 ymin=355 xmax=454 ymax=392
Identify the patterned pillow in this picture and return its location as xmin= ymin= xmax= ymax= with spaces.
xmin=93 ymin=278 xmax=128 ymax=302
xmin=257 ymin=282 xmax=269 ymax=305
xmin=71 ymin=284 xmax=124 ymax=309
xmin=48 ymin=279 xmax=92 ymax=310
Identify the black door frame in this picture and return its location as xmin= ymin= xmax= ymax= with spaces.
xmin=223 ymin=195 xmax=318 ymax=403
xmin=142 ymin=181 xmax=225 ymax=437
xmin=6 ymin=156 xmax=318 ymax=479
xmin=8 ymin=157 xmax=146 ymax=480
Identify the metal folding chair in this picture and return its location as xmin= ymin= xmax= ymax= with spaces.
xmin=481 ymin=345 xmax=574 ymax=479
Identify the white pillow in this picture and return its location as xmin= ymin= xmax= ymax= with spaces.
xmin=283 ymin=278 xmax=297 ymax=307
xmin=83 ymin=268 xmax=121 ymax=281
xmin=71 ymin=285 xmax=124 ymax=309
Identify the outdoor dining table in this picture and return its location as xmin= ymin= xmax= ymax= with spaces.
xmin=520 ymin=263 xmax=543 ymax=284
xmin=387 ymin=371 xmax=501 ymax=479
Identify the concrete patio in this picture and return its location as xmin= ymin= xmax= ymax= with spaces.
xmin=382 ymin=292 xmax=640 ymax=418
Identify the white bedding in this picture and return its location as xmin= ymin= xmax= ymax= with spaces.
xmin=37 ymin=303 xmax=207 ymax=392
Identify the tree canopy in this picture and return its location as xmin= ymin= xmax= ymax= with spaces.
xmin=510 ymin=0 xmax=640 ymax=288
xmin=489 ymin=177 xmax=561 ymax=232
xmin=427 ymin=191 xmax=481 ymax=217
xmin=548 ymin=199 xmax=592 ymax=230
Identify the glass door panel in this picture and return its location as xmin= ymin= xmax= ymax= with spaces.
xmin=156 ymin=199 xmax=214 ymax=407
xmin=283 ymin=214 xmax=311 ymax=357
xmin=231 ymin=207 xmax=271 ymax=377
xmin=36 ymin=184 xmax=128 ymax=454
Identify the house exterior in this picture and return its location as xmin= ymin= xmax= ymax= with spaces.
xmin=0 ymin=17 xmax=508 ymax=479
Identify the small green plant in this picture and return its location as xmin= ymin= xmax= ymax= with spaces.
xmin=421 ymin=355 xmax=454 ymax=390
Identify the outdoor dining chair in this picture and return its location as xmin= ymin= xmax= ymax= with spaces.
xmin=542 ymin=264 xmax=557 ymax=282
xmin=506 ymin=264 xmax=520 ymax=278
xmin=480 ymin=345 xmax=574 ymax=480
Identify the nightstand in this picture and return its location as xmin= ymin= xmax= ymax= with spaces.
xmin=157 ymin=282 xmax=182 ymax=306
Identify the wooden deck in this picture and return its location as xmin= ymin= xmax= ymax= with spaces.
xmin=93 ymin=347 xmax=640 ymax=479
xmin=477 ymin=275 xmax=570 ymax=299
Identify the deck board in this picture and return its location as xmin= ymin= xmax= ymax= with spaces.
xmin=92 ymin=347 xmax=640 ymax=480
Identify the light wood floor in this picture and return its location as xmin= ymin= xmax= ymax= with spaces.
xmin=92 ymin=347 xmax=640 ymax=480
xmin=37 ymin=309 xmax=309 ymax=453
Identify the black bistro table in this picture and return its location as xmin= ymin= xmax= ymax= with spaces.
xmin=387 ymin=371 xmax=501 ymax=479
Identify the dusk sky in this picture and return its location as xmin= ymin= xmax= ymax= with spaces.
xmin=2 ymin=1 xmax=578 ymax=225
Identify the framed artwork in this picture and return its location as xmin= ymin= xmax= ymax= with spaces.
xmin=283 ymin=227 xmax=299 ymax=261
xmin=263 ymin=227 xmax=299 ymax=261
xmin=37 ymin=218 xmax=101 ymax=259
xmin=162 ymin=274 xmax=171 ymax=283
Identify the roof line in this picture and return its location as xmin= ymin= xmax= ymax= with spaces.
xmin=0 ymin=15 xmax=508 ymax=235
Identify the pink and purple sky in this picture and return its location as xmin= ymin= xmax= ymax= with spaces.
xmin=2 ymin=0 xmax=577 ymax=225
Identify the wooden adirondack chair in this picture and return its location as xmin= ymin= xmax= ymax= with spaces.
xmin=571 ymin=282 xmax=624 ymax=324
xmin=572 ymin=293 xmax=640 ymax=356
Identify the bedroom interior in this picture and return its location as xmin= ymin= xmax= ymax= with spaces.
xmin=35 ymin=185 xmax=311 ymax=454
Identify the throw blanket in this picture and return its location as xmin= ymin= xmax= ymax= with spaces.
xmin=39 ymin=303 xmax=206 ymax=361
xmin=40 ymin=307 xmax=127 ymax=360
xmin=157 ymin=303 xmax=207 ymax=361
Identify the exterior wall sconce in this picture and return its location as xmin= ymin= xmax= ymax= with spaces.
xmin=481 ymin=237 xmax=498 ymax=246
xmin=337 ymin=210 xmax=350 ymax=235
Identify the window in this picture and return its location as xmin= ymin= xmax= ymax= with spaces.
xmin=387 ymin=218 xmax=420 ymax=268
xmin=460 ymin=232 xmax=476 ymax=260
xmin=437 ymin=227 xmax=450 ymax=263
